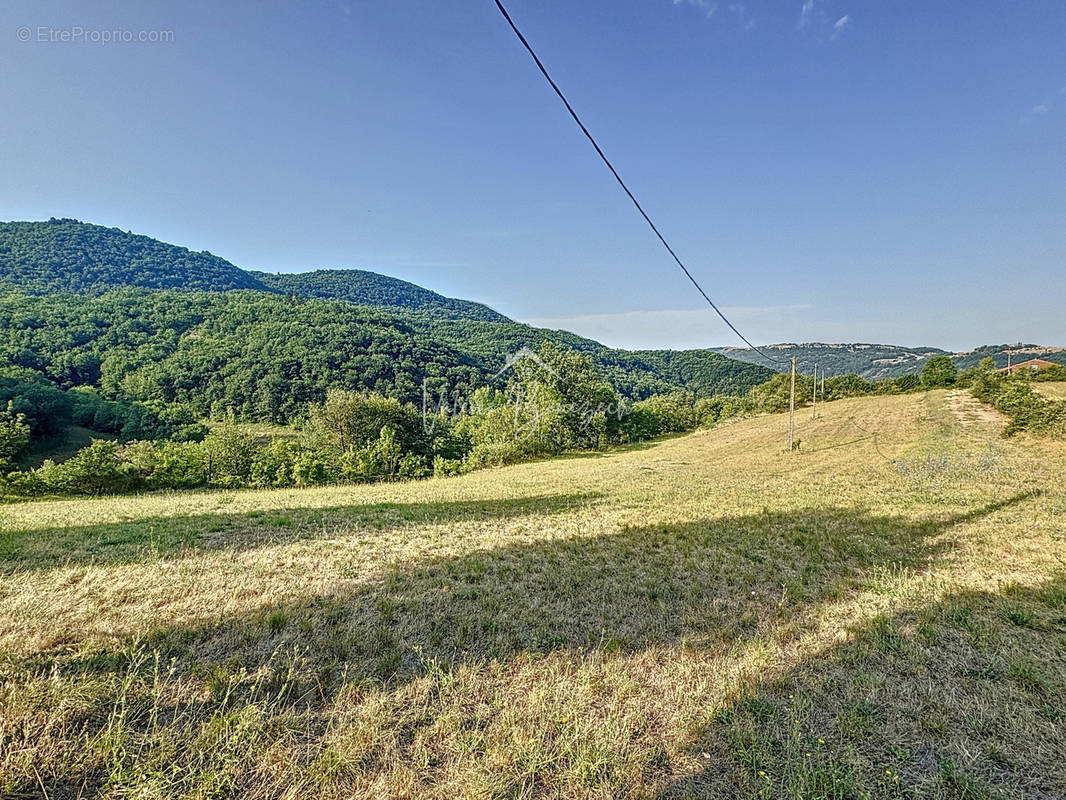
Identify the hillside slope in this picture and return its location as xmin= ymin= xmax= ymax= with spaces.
xmin=0 ymin=220 xmax=774 ymax=416
xmin=2 ymin=391 xmax=1063 ymax=796
xmin=0 ymin=219 xmax=263 ymax=293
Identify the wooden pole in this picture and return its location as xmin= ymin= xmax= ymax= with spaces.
xmin=812 ymin=363 xmax=817 ymax=419
xmin=788 ymin=357 xmax=796 ymax=452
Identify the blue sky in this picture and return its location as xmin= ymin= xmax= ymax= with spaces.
xmin=2 ymin=0 xmax=1064 ymax=351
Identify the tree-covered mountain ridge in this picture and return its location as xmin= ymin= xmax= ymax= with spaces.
xmin=5 ymin=220 xmax=1060 ymax=390
xmin=0 ymin=218 xmax=508 ymax=323
xmin=715 ymin=341 xmax=1066 ymax=379
xmin=0 ymin=219 xmax=774 ymax=422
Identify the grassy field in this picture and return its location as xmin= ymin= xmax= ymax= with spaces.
xmin=1033 ymin=382 xmax=1066 ymax=400
xmin=1 ymin=390 xmax=1064 ymax=799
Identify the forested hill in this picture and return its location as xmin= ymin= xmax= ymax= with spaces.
xmin=716 ymin=342 xmax=1066 ymax=379
xmin=0 ymin=219 xmax=506 ymax=324
xmin=253 ymin=270 xmax=509 ymax=323
xmin=0 ymin=219 xmax=775 ymax=422
xmin=714 ymin=343 xmax=946 ymax=379
xmin=0 ymin=219 xmax=263 ymax=294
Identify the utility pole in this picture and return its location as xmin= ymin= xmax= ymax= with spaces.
xmin=788 ymin=357 xmax=796 ymax=452
xmin=812 ymin=363 xmax=818 ymax=419
xmin=1007 ymin=350 xmax=1012 ymax=372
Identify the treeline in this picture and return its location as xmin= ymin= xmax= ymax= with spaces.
xmin=10 ymin=343 xmax=1062 ymax=498
xmin=0 ymin=288 xmax=481 ymax=422
xmin=0 ymin=287 xmax=771 ymax=426
xmin=1 ymin=395 xmax=432 ymax=497
xmin=0 ymin=372 xmax=203 ymax=463
xmin=0 ymin=342 xmax=926 ymax=498
xmin=715 ymin=343 xmax=946 ymax=381
xmin=0 ymin=343 xmax=755 ymax=497
xmin=253 ymin=269 xmax=509 ymax=323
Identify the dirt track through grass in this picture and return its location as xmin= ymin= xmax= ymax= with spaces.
xmin=1 ymin=390 xmax=1064 ymax=798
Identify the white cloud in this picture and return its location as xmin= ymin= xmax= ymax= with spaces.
xmin=1032 ymin=104 xmax=1049 ymax=114
xmin=829 ymin=14 xmax=849 ymax=39
xmin=673 ymin=0 xmax=718 ymax=17
xmin=799 ymin=2 xmax=849 ymax=40
xmin=728 ymin=4 xmax=756 ymax=30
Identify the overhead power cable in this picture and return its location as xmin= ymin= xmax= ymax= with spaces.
xmin=492 ymin=0 xmax=785 ymax=366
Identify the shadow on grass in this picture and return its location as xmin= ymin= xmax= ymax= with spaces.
xmin=6 ymin=491 xmax=1044 ymax=797
xmin=0 ymin=492 xmax=603 ymax=574
xmin=124 ymin=492 xmax=1033 ymax=681
xmin=658 ymin=572 xmax=1066 ymax=798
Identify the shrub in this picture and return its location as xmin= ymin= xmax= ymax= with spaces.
xmin=0 ymin=402 xmax=31 ymax=468
xmin=970 ymin=362 xmax=1066 ymax=437
xmin=1032 ymin=364 xmax=1066 ymax=382
xmin=310 ymin=390 xmax=429 ymax=457
xmin=35 ymin=440 xmax=138 ymax=495
xmin=823 ymin=373 xmax=872 ymax=400
xmin=922 ymin=355 xmax=957 ymax=388
xmin=203 ymin=426 xmax=257 ymax=487
xmin=895 ymin=373 xmax=921 ymax=392
xmin=142 ymin=441 xmax=209 ymax=489
xmin=250 ymin=439 xmax=302 ymax=487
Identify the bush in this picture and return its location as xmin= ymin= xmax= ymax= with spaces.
xmin=203 ymin=426 xmax=257 ymax=487
xmin=823 ymin=373 xmax=872 ymax=400
xmin=433 ymin=455 xmax=466 ymax=477
xmin=141 ymin=441 xmax=209 ymax=489
xmin=0 ymin=402 xmax=31 ymax=468
xmin=970 ymin=361 xmax=1066 ymax=437
xmin=35 ymin=440 xmax=138 ymax=495
xmin=895 ymin=373 xmax=921 ymax=392
xmin=922 ymin=355 xmax=957 ymax=388
xmin=1032 ymin=364 xmax=1066 ymax=382
xmin=310 ymin=390 xmax=429 ymax=458
xmin=250 ymin=439 xmax=301 ymax=487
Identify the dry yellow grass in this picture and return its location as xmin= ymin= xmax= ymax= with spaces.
xmin=1033 ymin=381 xmax=1066 ymax=400
xmin=1 ymin=390 xmax=1064 ymax=798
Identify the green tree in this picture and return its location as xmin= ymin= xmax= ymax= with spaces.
xmin=203 ymin=425 xmax=257 ymax=487
xmin=310 ymin=390 xmax=428 ymax=456
xmin=508 ymin=342 xmax=623 ymax=452
xmin=36 ymin=440 xmax=135 ymax=495
xmin=922 ymin=355 xmax=958 ymax=388
xmin=0 ymin=402 xmax=31 ymax=467
xmin=894 ymin=373 xmax=921 ymax=392
xmin=823 ymin=373 xmax=871 ymax=400
xmin=748 ymin=372 xmax=815 ymax=413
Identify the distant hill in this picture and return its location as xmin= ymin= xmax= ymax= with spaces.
xmin=0 ymin=219 xmax=774 ymax=420
xmin=7 ymin=220 xmax=1060 ymax=408
xmin=715 ymin=342 xmax=1066 ymax=379
xmin=714 ymin=343 xmax=946 ymax=379
xmin=252 ymin=269 xmax=509 ymax=324
xmin=949 ymin=344 xmax=1066 ymax=371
